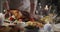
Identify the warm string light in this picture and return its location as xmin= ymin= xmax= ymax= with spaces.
xmin=44 ymin=5 xmax=48 ymax=10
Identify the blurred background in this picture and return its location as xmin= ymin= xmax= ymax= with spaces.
xmin=0 ymin=0 xmax=60 ymax=32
